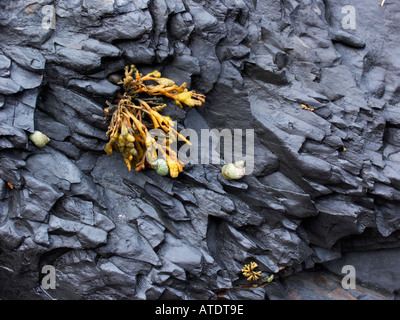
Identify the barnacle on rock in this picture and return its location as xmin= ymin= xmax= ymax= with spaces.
xmin=104 ymin=65 xmax=205 ymax=178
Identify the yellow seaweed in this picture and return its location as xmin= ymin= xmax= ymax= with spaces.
xmin=104 ymin=65 xmax=205 ymax=178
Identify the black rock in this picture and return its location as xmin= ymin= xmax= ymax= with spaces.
xmin=324 ymin=248 xmax=400 ymax=293
xmin=1 ymin=0 xmax=400 ymax=300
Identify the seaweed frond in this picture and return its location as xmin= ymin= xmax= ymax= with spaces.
xmin=104 ymin=65 xmax=205 ymax=178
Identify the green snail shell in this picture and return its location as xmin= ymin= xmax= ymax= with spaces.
xmin=29 ymin=130 xmax=50 ymax=148
xmin=152 ymin=158 xmax=169 ymax=176
xmin=222 ymin=160 xmax=246 ymax=180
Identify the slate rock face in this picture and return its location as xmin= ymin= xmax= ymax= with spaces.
xmin=0 ymin=0 xmax=400 ymax=300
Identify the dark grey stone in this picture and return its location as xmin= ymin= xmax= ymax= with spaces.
xmin=34 ymin=110 xmax=71 ymax=141
xmin=117 ymin=39 xmax=156 ymax=65
xmin=25 ymin=149 xmax=82 ymax=190
xmin=384 ymin=104 xmax=400 ymax=126
xmin=324 ymin=248 xmax=400 ymax=293
xmin=51 ymin=250 xmax=139 ymax=299
xmin=0 ymin=122 xmax=27 ymax=149
xmin=0 ymin=77 xmax=21 ymax=95
xmin=137 ymin=216 xmax=165 ymax=248
xmin=331 ymin=29 xmax=366 ymax=49
xmin=56 ymin=196 xmax=96 ymax=226
xmin=191 ymin=187 xmax=235 ymax=218
xmin=383 ymin=161 xmax=400 ymax=190
xmin=0 ymin=150 xmax=25 ymax=188
xmin=9 ymin=171 xmax=63 ymax=222
xmin=48 ymin=47 xmax=102 ymax=72
xmin=96 ymin=223 xmax=161 ymax=266
xmin=69 ymin=133 xmax=106 ymax=152
xmin=158 ymin=233 xmax=202 ymax=272
xmin=304 ymin=196 xmax=375 ymax=248
xmin=1 ymin=46 xmax=46 ymax=72
xmin=169 ymin=11 xmax=194 ymax=42
xmin=90 ymin=10 xmax=153 ymax=43
xmin=375 ymin=201 xmax=400 ymax=237
xmin=385 ymin=128 xmax=400 ymax=147
xmin=171 ymin=181 xmax=197 ymax=204
xmin=144 ymin=183 xmax=189 ymax=221
xmin=0 ymin=52 xmax=11 ymax=77
xmin=0 ymin=220 xmax=25 ymax=250
xmin=48 ymin=214 xmax=108 ymax=248
xmin=68 ymin=79 xmax=119 ymax=97
xmin=46 ymin=140 xmax=82 ymax=160
xmin=13 ymin=100 xmax=35 ymax=133
xmin=189 ymin=37 xmax=221 ymax=93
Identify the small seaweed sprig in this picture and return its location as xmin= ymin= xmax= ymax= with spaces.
xmin=241 ymin=262 xmax=262 ymax=281
xmin=241 ymin=262 xmax=275 ymax=283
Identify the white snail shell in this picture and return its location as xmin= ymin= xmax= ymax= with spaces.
xmin=222 ymin=160 xmax=246 ymax=180
xmin=29 ymin=131 xmax=50 ymax=148
xmin=152 ymin=158 xmax=169 ymax=176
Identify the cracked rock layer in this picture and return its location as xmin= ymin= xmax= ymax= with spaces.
xmin=0 ymin=0 xmax=400 ymax=299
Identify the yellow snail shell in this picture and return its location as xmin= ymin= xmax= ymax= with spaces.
xmin=29 ymin=130 xmax=50 ymax=148
xmin=222 ymin=160 xmax=246 ymax=180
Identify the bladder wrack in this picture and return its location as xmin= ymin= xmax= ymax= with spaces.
xmin=104 ymin=65 xmax=205 ymax=178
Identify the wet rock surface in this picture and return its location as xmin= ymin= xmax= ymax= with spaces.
xmin=0 ymin=0 xmax=400 ymax=300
